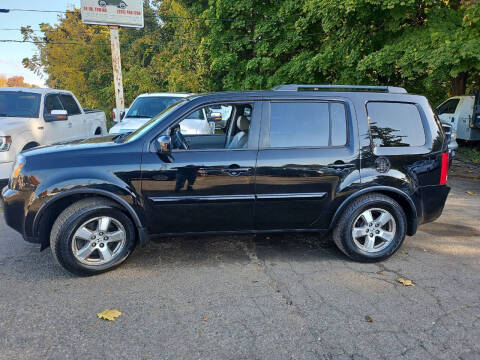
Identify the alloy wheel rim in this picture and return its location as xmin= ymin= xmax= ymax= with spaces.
xmin=351 ymin=208 xmax=396 ymax=253
xmin=71 ymin=216 xmax=126 ymax=265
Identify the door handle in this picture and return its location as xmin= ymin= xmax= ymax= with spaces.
xmin=327 ymin=162 xmax=355 ymax=169
xmin=222 ymin=167 xmax=251 ymax=177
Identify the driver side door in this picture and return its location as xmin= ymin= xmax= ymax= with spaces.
xmin=140 ymin=101 xmax=262 ymax=234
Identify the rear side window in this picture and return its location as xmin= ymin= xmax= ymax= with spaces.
xmin=269 ymin=102 xmax=347 ymax=148
xmin=367 ymin=102 xmax=425 ymax=147
xmin=436 ymin=99 xmax=460 ymax=115
xmin=59 ymin=94 xmax=81 ymax=115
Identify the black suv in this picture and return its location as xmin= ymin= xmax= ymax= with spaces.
xmin=1 ymin=85 xmax=450 ymax=276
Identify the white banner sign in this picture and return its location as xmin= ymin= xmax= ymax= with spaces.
xmin=81 ymin=0 xmax=144 ymax=28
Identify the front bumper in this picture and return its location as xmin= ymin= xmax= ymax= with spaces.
xmin=1 ymin=186 xmax=37 ymax=242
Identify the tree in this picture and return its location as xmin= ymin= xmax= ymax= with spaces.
xmin=22 ymin=3 xmax=166 ymax=122
xmin=0 ymin=75 xmax=7 ymax=87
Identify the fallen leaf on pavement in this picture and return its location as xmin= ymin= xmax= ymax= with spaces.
xmin=365 ymin=315 xmax=373 ymax=323
xmin=97 ymin=309 xmax=122 ymax=321
xmin=397 ymin=277 xmax=415 ymax=286
xmin=202 ymin=317 xmax=208 ymax=322
xmin=466 ymin=191 xmax=478 ymax=196
xmin=400 ymin=250 xmax=409 ymax=254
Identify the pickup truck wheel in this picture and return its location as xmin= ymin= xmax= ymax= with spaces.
xmin=50 ymin=198 xmax=136 ymax=276
xmin=332 ymin=193 xmax=406 ymax=262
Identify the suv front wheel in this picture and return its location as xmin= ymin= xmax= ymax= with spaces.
xmin=50 ymin=198 xmax=136 ymax=276
xmin=333 ymin=193 xmax=406 ymax=262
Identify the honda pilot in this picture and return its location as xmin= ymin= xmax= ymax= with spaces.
xmin=1 ymin=85 xmax=451 ymax=276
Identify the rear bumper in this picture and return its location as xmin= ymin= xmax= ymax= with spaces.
xmin=415 ymin=184 xmax=450 ymax=226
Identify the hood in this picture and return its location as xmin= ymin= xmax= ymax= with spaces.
xmin=109 ymin=117 xmax=150 ymax=133
xmin=22 ymin=134 xmax=118 ymax=157
xmin=0 ymin=117 xmax=31 ymax=135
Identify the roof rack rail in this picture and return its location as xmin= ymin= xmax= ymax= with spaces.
xmin=273 ymin=84 xmax=408 ymax=94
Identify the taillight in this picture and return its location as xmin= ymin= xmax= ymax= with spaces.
xmin=112 ymin=111 xmax=116 ymax=120
xmin=440 ymin=152 xmax=449 ymax=185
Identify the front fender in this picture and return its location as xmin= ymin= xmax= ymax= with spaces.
xmin=25 ymin=180 xmax=146 ymax=242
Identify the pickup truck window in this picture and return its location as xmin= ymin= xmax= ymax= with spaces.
xmin=269 ymin=102 xmax=347 ymax=148
xmin=44 ymin=95 xmax=64 ymax=114
xmin=60 ymin=94 xmax=81 ymax=115
xmin=0 ymin=92 xmax=41 ymax=118
xmin=367 ymin=102 xmax=425 ymax=147
xmin=437 ymin=99 xmax=460 ymax=115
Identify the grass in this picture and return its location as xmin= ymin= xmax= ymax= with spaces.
xmin=457 ymin=145 xmax=480 ymax=164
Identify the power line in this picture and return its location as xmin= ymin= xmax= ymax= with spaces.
xmin=2 ymin=8 xmax=259 ymax=23
xmin=0 ymin=28 xmax=43 ymax=32
xmin=0 ymin=32 xmax=324 ymax=47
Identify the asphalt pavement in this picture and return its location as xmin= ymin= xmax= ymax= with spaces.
xmin=0 ymin=176 xmax=479 ymax=360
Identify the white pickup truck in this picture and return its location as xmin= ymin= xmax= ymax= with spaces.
xmin=0 ymin=87 xmax=107 ymax=182
xmin=436 ymin=92 xmax=480 ymax=143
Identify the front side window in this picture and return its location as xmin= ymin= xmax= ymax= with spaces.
xmin=59 ymin=94 xmax=81 ymax=115
xmin=44 ymin=95 xmax=64 ymax=114
xmin=268 ymin=102 xmax=347 ymax=148
xmin=126 ymin=96 xmax=183 ymax=119
xmin=171 ymin=103 xmax=251 ymax=150
xmin=367 ymin=102 xmax=426 ymax=147
xmin=0 ymin=92 xmax=41 ymax=118
xmin=436 ymin=99 xmax=460 ymax=116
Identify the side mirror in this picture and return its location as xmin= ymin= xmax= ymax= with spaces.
xmin=120 ymin=110 xmax=126 ymax=120
xmin=155 ymin=135 xmax=171 ymax=154
xmin=44 ymin=109 xmax=68 ymax=122
xmin=208 ymin=112 xmax=222 ymax=123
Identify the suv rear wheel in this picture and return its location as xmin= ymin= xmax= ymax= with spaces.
xmin=50 ymin=198 xmax=136 ymax=276
xmin=333 ymin=193 xmax=406 ymax=262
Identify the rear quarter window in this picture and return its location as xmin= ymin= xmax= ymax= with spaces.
xmin=367 ymin=102 xmax=426 ymax=147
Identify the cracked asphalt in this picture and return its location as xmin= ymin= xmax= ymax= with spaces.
xmin=0 ymin=176 xmax=479 ymax=360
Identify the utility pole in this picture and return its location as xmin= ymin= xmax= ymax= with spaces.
xmin=109 ymin=26 xmax=124 ymax=121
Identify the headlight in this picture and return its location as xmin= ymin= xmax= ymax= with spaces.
xmin=0 ymin=136 xmax=12 ymax=151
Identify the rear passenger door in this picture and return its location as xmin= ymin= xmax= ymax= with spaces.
xmin=254 ymin=100 xmax=360 ymax=230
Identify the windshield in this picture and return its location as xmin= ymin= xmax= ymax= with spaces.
xmin=126 ymin=96 xmax=183 ymax=119
xmin=0 ymin=91 xmax=41 ymax=118
xmin=123 ymin=99 xmax=188 ymax=142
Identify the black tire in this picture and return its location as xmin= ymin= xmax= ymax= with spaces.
xmin=50 ymin=198 xmax=136 ymax=276
xmin=332 ymin=193 xmax=406 ymax=262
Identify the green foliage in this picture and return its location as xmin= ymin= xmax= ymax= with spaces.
xmin=24 ymin=0 xmax=480 ymax=112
